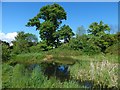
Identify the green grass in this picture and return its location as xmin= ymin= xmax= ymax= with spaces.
xmin=53 ymin=56 xmax=76 ymax=65
xmin=8 ymin=53 xmax=45 ymax=65
xmin=72 ymin=53 xmax=119 ymax=63
xmin=46 ymin=48 xmax=83 ymax=57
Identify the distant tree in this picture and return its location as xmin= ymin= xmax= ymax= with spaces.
xmin=109 ymin=25 xmax=118 ymax=34
xmin=88 ymin=21 xmax=110 ymax=37
xmin=25 ymin=33 xmax=38 ymax=46
xmin=76 ymin=25 xmax=86 ymax=37
xmin=12 ymin=31 xmax=38 ymax=54
xmin=26 ymin=3 xmax=67 ymax=47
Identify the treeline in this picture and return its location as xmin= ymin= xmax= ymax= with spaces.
xmin=1 ymin=24 xmax=120 ymax=62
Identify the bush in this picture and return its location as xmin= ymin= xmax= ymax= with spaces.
xmin=105 ymin=42 xmax=120 ymax=55
xmin=2 ymin=43 xmax=11 ymax=61
xmin=39 ymin=41 xmax=53 ymax=51
xmin=82 ymin=43 xmax=101 ymax=55
xmin=67 ymin=35 xmax=101 ymax=55
xmin=29 ymin=44 xmax=42 ymax=53
xmin=69 ymin=38 xmax=83 ymax=50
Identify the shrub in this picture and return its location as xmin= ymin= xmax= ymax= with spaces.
xmin=2 ymin=43 xmax=11 ymax=61
xmin=105 ymin=42 xmax=120 ymax=55
xmin=69 ymin=38 xmax=83 ymax=50
xmin=39 ymin=41 xmax=53 ymax=51
xmin=82 ymin=43 xmax=101 ymax=55
xmin=29 ymin=45 xmax=41 ymax=53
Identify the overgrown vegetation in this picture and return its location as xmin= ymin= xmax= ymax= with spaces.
xmin=2 ymin=3 xmax=119 ymax=89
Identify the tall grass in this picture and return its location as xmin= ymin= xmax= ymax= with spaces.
xmin=69 ymin=60 xmax=118 ymax=88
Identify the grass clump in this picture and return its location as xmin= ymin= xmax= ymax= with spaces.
xmin=9 ymin=53 xmax=45 ymax=65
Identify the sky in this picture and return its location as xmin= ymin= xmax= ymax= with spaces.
xmin=1 ymin=2 xmax=118 ymax=42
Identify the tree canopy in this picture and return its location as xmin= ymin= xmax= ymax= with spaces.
xmin=88 ymin=21 xmax=110 ymax=37
xmin=12 ymin=31 xmax=38 ymax=54
xmin=26 ymin=3 xmax=67 ymax=47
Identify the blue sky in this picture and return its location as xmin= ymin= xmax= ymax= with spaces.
xmin=1 ymin=2 xmax=118 ymax=41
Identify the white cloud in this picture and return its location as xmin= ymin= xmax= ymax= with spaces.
xmin=0 ymin=32 xmax=18 ymax=43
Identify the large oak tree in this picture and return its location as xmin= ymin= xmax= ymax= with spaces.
xmin=26 ymin=3 xmax=67 ymax=47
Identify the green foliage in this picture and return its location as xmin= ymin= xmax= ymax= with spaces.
xmin=58 ymin=25 xmax=75 ymax=43
xmin=10 ymin=53 xmax=45 ymax=65
xmin=26 ymin=3 xmax=67 ymax=47
xmin=88 ymin=21 xmax=110 ymax=36
xmin=105 ymin=42 xmax=120 ymax=55
xmin=46 ymin=47 xmax=82 ymax=57
xmin=62 ymin=80 xmax=82 ymax=88
xmin=11 ymin=64 xmax=27 ymax=88
xmin=2 ymin=41 xmax=11 ymax=61
xmin=86 ymin=21 xmax=115 ymax=53
xmin=29 ymin=42 xmax=49 ymax=53
xmin=12 ymin=31 xmax=38 ymax=54
xmin=29 ymin=45 xmax=41 ymax=53
xmin=28 ymin=65 xmax=47 ymax=88
xmin=93 ymin=34 xmax=116 ymax=53
xmin=2 ymin=64 xmax=13 ymax=88
xmin=2 ymin=63 xmax=84 ymax=88
xmin=39 ymin=21 xmax=55 ymax=46
xmin=26 ymin=16 xmax=40 ymax=30
xmin=68 ymin=35 xmax=101 ymax=55
xmin=39 ymin=41 xmax=53 ymax=51
xmin=82 ymin=43 xmax=101 ymax=55
xmin=69 ymin=38 xmax=83 ymax=50
xmin=38 ymin=3 xmax=66 ymax=27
